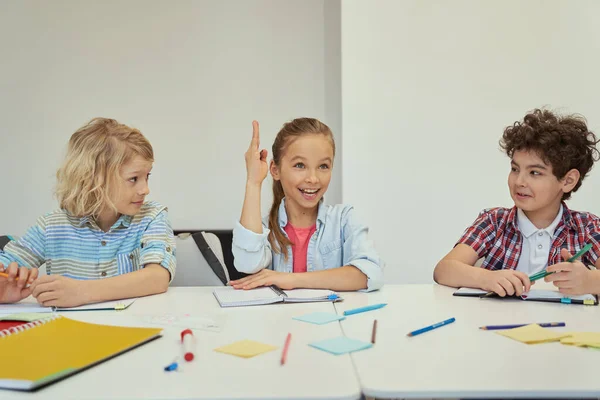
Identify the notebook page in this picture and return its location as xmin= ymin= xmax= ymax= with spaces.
xmin=213 ymin=287 xmax=282 ymax=307
xmin=0 ymin=297 xmax=51 ymax=315
xmin=58 ymin=298 xmax=137 ymax=311
xmin=283 ymin=289 xmax=338 ymax=302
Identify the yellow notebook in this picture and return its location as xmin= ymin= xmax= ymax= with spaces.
xmin=0 ymin=316 xmax=162 ymax=391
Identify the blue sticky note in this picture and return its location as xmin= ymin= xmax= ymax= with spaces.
xmin=309 ymin=336 xmax=372 ymax=355
xmin=293 ymin=312 xmax=346 ymax=325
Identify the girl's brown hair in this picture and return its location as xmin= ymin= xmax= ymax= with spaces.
xmin=267 ymin=118 xmax=335 ymax=258
xmin=55 ymin=117 xmax=153 ymax=217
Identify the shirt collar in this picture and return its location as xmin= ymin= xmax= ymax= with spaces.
xmin=78 ymin=214 xmax=132 ymax=229
xmin=278 ymin=198 xmax=326 ymax=229
xmin=517 ymin=204 xmax=563 ymax=238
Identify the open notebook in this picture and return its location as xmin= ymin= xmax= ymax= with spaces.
xmin=453 ymin=286 xmax=598 ymax=305
xmin=0 ymin=316 xmax=161 ymax=390
xmin=0 ymin=297 xmax=137 ymax=316
xmin=213 ymin=286 xmax=341 ymax=308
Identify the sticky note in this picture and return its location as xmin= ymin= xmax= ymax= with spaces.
xmin=495 ymin=324 xmax=571 ymax=344
xmin=560 ymin=332 xmax=600 ymax=347
xmin=293 ymin=312 xmax=345 ymax=325
xmin=214 ymin=340 xmax=277 ymax=358
xmin=309 ymin=336 xmax=372 ymax=355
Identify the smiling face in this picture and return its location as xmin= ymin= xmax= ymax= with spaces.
xmin=508 ymin=150 xmax=578 ymax=222
xmin=270 ymin=134 xmax=334 ymax=214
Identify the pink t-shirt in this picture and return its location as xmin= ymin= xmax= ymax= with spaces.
xmin=283 ymin=223 xmax=317 ymax=273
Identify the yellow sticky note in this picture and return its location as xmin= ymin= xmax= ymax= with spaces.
xmin=495 ymin=324 xmax=571 ymax=344
xmin=561 ymin=332 xmax=600 ymax=347
xmin=214 ymin=340 xmax=277 ymax=358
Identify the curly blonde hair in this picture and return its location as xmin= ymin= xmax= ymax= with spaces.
xmin=55 ymin=118 xmax=154 ymax=217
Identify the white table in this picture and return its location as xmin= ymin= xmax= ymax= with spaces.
xmin=334 ymin=284 xmax=600 ymax=399
xmin=2 ymin=287 xmax=361 ymax=400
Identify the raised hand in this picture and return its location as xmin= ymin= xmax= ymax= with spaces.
xmin=245 ymin=120 xmax=269 ymax=185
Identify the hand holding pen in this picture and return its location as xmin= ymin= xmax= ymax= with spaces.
xmin=544 ymin=245 xmax=596 ymax=296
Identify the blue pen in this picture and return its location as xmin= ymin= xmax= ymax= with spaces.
xmin=407 ymin=317 xmax=456 ymax=337
xmin=343 ymin=303 xmax=387 ymax=316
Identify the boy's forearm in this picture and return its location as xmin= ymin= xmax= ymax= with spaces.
xmin=83 ymin=264 xmax=170 ymax=303
xmin=434 ymin=260 xmax=490 ymax=289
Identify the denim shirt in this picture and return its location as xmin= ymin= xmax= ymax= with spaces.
xmin=232 ymin=199 xmax=384 ymax=291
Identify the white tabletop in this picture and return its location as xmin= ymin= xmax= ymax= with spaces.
xmin=334 ymin=283 xmax=600 ymax=399
xmin=2 ymin=287 xmax=361 ymax=400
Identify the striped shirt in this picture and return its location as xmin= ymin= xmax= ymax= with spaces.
xmin=0 ymin=201 xmax=176 ymax=281
xmin=457 ymin=202 xmax=600 ymax=270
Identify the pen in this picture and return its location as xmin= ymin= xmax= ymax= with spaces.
xmin=343 ymin=303 xmax=387 ymax=316
xmin=407 ymin=317 xmax=456 ymax=337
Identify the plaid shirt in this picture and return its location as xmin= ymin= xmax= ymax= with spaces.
xmin=457 ymin=202 xmax=600 ymax=270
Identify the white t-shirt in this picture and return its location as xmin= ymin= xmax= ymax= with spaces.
xmin=515 ymin=205 xmax=563 ymax=275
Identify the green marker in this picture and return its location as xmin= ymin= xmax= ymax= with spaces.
xmin=529 ymin=243 xmax=594 ymax=283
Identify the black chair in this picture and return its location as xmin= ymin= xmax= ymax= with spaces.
xmin=0 ymin=236 xmax=9 ymax=251
xmin=174 ymin=230 xmax=247 ymax=281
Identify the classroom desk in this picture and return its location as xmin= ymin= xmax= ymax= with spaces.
xmin=2 ymin=287 xmax=361 ymax=400
xmin=334 ymin=284 xmax=600 ymax=399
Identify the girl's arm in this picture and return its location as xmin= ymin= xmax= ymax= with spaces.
xmin=233 ymin=120 xmax=273 ymax=274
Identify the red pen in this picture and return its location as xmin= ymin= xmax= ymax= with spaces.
xmin=281 ymin=333 xmax=291 ymax=366
xmin=181 ymin=329 xmax=194 ymax=361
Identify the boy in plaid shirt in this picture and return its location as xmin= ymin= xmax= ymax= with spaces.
xmin=434 ymin=109 xmax=600 ymax=297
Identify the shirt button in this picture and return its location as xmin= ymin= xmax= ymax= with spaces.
xmin=538 ymin=232 xmax=543 ymax=237
xmin=166 ymin=246 xmax=172 ymax=253
xmin=101 ymin=241 xmax=107 ymax=246
xmin=129 ymin=254 xmax=134 ymax=260
xmin=538 ymin=244 xmax=543 ymax=250
xmin=100 ymin=271 xmax=107 ymax=277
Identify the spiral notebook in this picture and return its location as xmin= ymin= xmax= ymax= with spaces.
xmin=0 ymin=316 xmax=162 ymax=391
xmin=213 ymin=286 xmax=341 ymax=308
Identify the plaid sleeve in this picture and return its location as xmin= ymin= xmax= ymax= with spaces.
xmin=456 ymin=209 xmax=498 ymax=258
xmin=584 ymin=217 xmax=600 ymax=266
xmin=0 ymin=216 xmax=46 ymax=269
xmin=139 ymin=209 xmax=176 ymax=282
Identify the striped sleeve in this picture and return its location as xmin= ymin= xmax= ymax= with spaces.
xmin=139 ymin=209 xmax=176 ymax=282
xmin=0 ymin=216 xmax=47 ymax=269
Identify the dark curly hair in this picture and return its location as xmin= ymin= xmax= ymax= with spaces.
xmin=500 ymin=109 xmax=600 ymax=200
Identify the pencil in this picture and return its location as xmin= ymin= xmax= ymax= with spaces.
xmin=479 ymin=322 xmax=565 ymax=330
xmin=0 ymin=272 xmax=18 ymax=281
xmin=280 ymin=333 xmax=291 ymax=365
xmin=481 ymin=243 xmax=594 ymax=298
xmin=371 ymin=320 xmax=378 ymax=344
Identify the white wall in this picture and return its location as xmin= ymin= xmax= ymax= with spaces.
xmin=342 ymin=0 xmax=600 ymax=284
xmin=0 ymin=0 xmax=341 ymax=235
